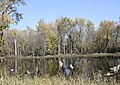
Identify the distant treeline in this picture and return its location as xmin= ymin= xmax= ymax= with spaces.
xmin=2 ymin=17 xmax=120 ymax=56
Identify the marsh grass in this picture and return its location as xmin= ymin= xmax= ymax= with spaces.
xmin=0 ymin=75 xmax=119 ymax=85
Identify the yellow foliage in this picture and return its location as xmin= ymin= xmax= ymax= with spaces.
xmin=3 ymin=14 xmax=11 ymax=23
xmin=10 ymin=28 xmax=20 ymax=37
xmin=3 ymin=14 xmax=15 ymax=24
xmin=47 ymin=34 xmax=58 ymax=54
xmin=100 ymin=20 xmax=116 ymax=40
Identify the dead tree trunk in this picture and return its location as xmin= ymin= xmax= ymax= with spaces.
xmin=82 ymin=58 xmax=93 ymax=81
xmin=14 ymin=38 xmax=17 ymax=74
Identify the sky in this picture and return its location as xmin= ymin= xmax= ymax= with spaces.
xmin=10 ymin=0 xmax=120 ymax=30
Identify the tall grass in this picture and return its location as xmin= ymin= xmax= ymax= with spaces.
xmin=0 ymin=76 xmax=119 ymax=85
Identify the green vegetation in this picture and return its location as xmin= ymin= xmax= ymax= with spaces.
xmin=0 ymin=0 xmax=120 ymax=84
xmin=0 ymin=0 xmax=26 ymax=55
xmin=1 ymin=18 xmax=120 ymax=56
xmin=0 ymin=76 xmax=119 ymax=85
xmin=0 ymin=1 xmax=119 ymax=56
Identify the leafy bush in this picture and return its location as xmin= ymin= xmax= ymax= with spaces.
xmin=48 ymin=59 xmax=59 ymax=76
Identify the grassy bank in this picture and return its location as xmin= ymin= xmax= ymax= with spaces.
xmin=0 ymin=76 xmax=119 ymax=85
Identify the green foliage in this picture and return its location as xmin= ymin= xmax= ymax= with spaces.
xmin=0 ymin=7 xmax=3 ymax=12
xmin=98 ymin=21 xmax=116 ymax=52
xmin=0 ymin=47 xmax=3 ymax=56
xmin=75 ymin=18 xmax=86 ymax=27
xmin=48 ymin=59 xmax=59 ymax=76
xmin=0 ymin=76 xmax=119 ymax=85
xmin=0 ymin=0 xmax=25 ymax=55
xmin=2 ymin=17 xmax=120 ymax=55
xmin=48 ymin=35 xmax=58 ymax=54
xmin=86 ymin=20 xmax=94 ymax=29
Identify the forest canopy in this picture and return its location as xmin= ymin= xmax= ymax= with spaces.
xmin=2 ymin=17 xmax=120 ymax=56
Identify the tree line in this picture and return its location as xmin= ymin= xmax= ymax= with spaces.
xmin=2 ymin=17 xmax=120 ymax=56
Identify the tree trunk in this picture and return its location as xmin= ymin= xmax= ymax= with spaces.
xmin=58 ymin=38 xmax=61 ymax=55
xmin=63 ymin=44 xmax=65 ymax=54
xmin=14 ymin=39 xmax=17 ymax=74
xmin=70 ymin=42 xmax=72 ymax=54
xmin=82 ymin=58 xmax=93 ymax=81
xmin=14 ymin=39 xmax=17 ymax=55
xmin=58 ymin=37 xmax=62 ymax=75
xmin=105 ymin=37 xmax=109 ymax=53
xmin=43 ymin=42 xmax=46 ymax=55
xmin=0 ymin=30 xmax=3 ymax=55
